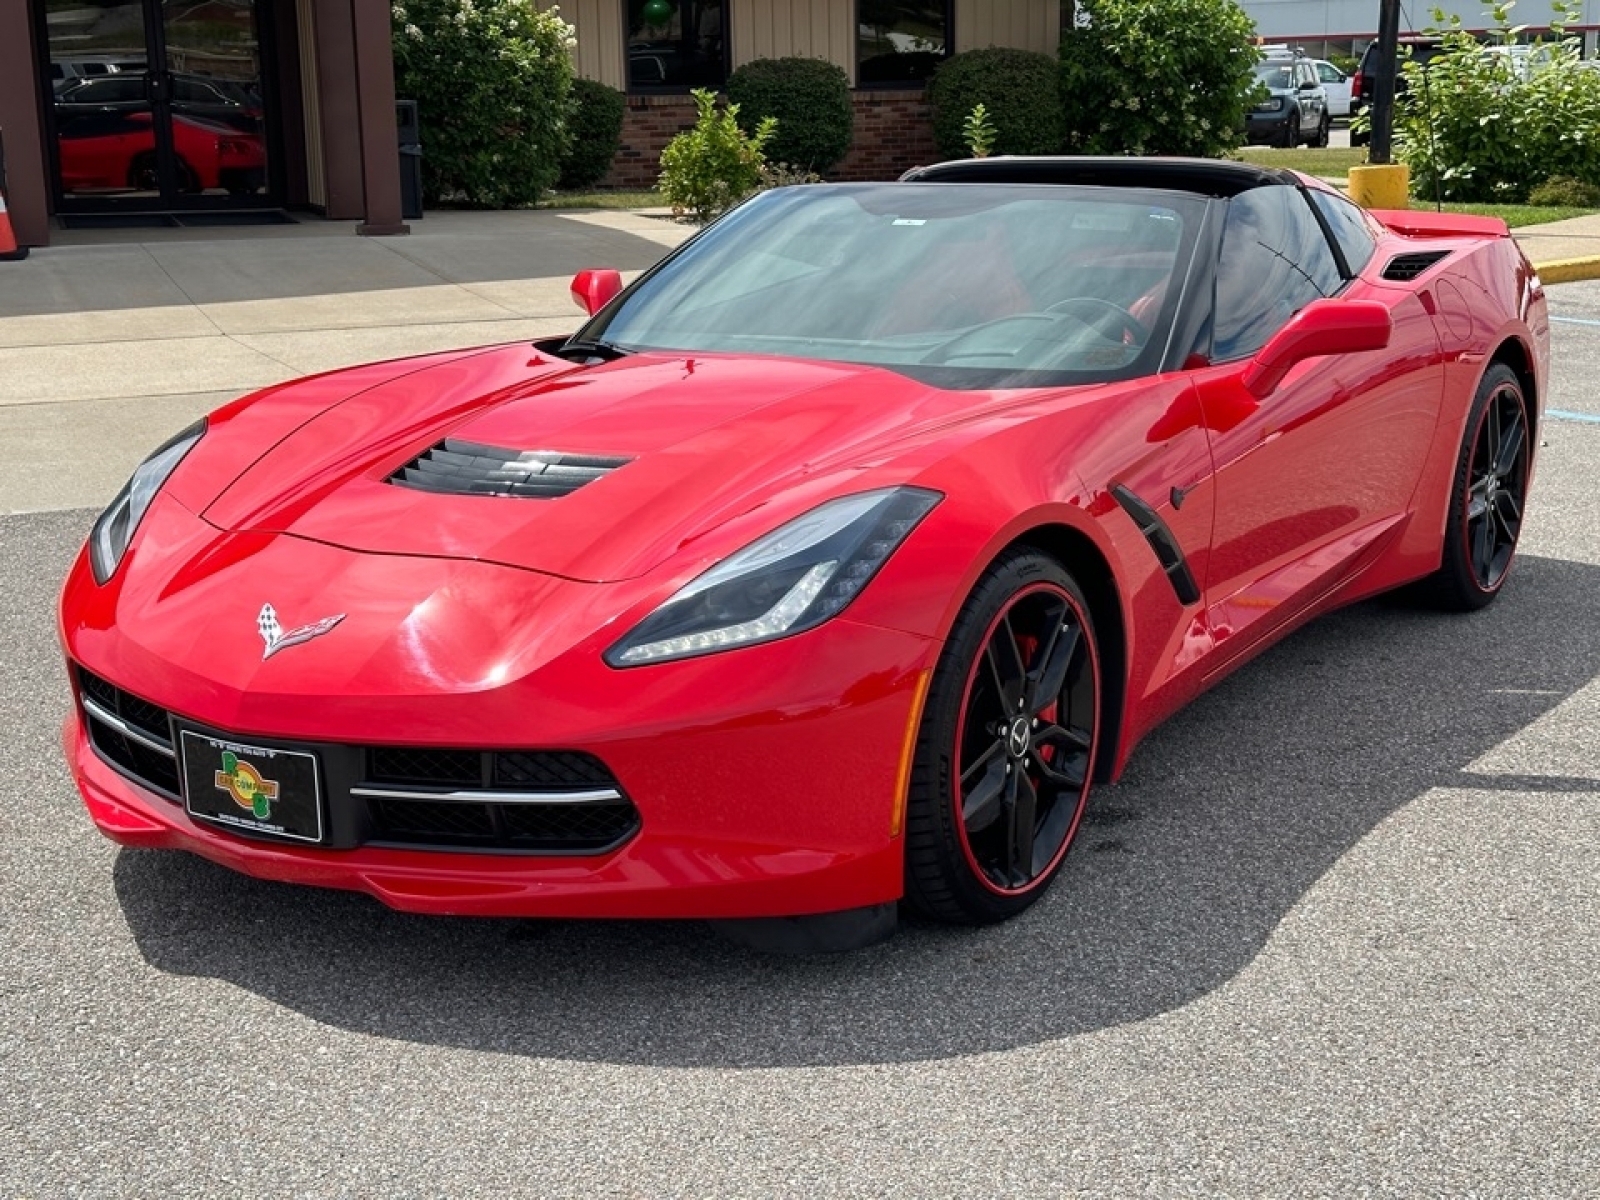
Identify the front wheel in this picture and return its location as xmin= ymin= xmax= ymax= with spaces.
xmin=1418 ymin=363 xmax=1532 ymax=611
xmin=1310 ymin=112 xmax=1331 ymax=147
xmin=1277 ymin=113 xmax=1300 ymax=149
xmin=903 ymin=550 xmax=1102 ymax=924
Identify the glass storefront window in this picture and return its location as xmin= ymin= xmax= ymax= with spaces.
xmin=626 ymin=0 xmax=726 ymax=91
xmin=858 ymin=1 xmax=951 ymax=85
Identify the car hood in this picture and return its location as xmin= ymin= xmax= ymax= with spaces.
xmin=200 ymin=344 xmax=1009 ymax=583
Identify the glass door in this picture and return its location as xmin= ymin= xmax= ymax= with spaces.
xmin=42 ymin=0 xmax=276 ymax=211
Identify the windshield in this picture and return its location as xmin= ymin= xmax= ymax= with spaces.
xmin=1255 ymin=62 xmax=1296 ymax=89
xmin=584 ymin=183 xmax=1204 ymax=389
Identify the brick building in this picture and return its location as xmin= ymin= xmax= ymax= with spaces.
xmin=556 ymin=0 xmax=1064 ymax=188
xmin=0 ymin=1 xmax=1063 ymax=249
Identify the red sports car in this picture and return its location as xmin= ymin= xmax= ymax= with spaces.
xmin=59 ymin=159 xmax=1548 ymax=950
xmin=56 ymin=111 xmax=264 ymax=194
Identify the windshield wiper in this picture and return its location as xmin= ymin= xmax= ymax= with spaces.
xmin=553 ymin=337 xmax=634 ymax=363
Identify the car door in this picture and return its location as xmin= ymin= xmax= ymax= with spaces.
xmin=1186 ymin=185 xmax=1442 ymax=670
xmin=1316 ymin=61 xmax=1351 ymax=117
xmin=1296 ymin=61 xmax=1324 ymax=126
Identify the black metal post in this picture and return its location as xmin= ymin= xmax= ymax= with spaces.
xmin=1369 ymin=0 xmax=1401 ymax=164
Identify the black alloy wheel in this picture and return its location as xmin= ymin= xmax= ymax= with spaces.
xmin=1420 ymin=362 xmax=1532 ymax=611
xmin=1278 ymin=112 xmax=1301 ymax=149
xmin=904 ymin=550 xmax=1101 ymax=924
xmin=1311 ymin=112 xmax=1331 ymax=147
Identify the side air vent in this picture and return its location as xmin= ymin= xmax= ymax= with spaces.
xmin=388 ymin=439 xmax=629 ymax=498
xmin=1381 ymin=251 xmax=1451 ymax=281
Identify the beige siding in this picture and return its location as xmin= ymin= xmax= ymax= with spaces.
xmin=955 ymin=0 xmax=1059 ymax=55
xmin=731 ymin=0 xmax=855 ymax=83
xmin=544 ymin=0 xmax=626 ymax=88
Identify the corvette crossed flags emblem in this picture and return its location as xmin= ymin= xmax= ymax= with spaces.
xmin=257 ymin=603 xmax=345 ymax=660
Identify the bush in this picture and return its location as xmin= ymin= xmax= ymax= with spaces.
xmin=726 ymin=57 xmax=853 ymax=174
xmin=928 ymin=48 xmax=1064 ymax=159
xmin=392 ymin=0 xmax=573 ymax=207
xmin=1528 ymin=174 xmax=1600 ymax=206
xmin=1396 ymin=2 xmax=1600 ymax=203
xmin=557 ymin=78 xmax=626 ymax=190
xmin=1058 ymin=0 xmax=1259 ymax=157
xmin=659 ymin=89 xmax=775 ymax=224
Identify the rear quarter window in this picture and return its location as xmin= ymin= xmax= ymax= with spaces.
xmin=1307 ymin=189 xmax=1379 ymax=277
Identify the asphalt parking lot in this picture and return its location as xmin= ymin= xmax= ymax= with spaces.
xmin=3 ymin=274 xmax=1599 ymax=1196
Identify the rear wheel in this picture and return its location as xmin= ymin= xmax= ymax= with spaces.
xmin=1418 ymin=363 xmax=1531 ymax=611
xmin=903 ymin=550 xmax=1101 ymax=924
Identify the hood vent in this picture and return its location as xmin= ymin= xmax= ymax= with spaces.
xmin=388 ymin=439 xmax=630 ymax=499
xmin=1381 ymin=250 xmax=1451 ymax=281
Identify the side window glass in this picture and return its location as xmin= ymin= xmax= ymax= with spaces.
xmin=1308 ymin=189 xmax=1378 ymax=277
xmin=1212 ymin=186 xmax=1343 ymax=362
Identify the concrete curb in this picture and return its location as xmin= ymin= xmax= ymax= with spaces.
xmin=1531 ymin=255 xmax=1600 ymax=284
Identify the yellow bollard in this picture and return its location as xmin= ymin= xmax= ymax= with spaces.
xmin=1348 ymin=163 xmax=1410 ymax=210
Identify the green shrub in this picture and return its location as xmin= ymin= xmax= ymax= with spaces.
xmin=928 ymin=47 xmax=1064 ymax=159
xmin=726 ymin=57 xmax=853 ymax=174
xmin=558 ymin=78 xmax=626 ymax=190
xmin=392 ymin=0 xmax=573 ymax=207
xmin=1058 ymin=0 xmax=1259 ymax=157
xmin=964 ymin=103 xmax=997 ymax=157
xmin=1528 ymin=174 xmax=1600 ymax=206
xmin=1396 ymin=3 xmax=1600 ymax=203
xmin=659 ymin=89 xmax=775 ymax=224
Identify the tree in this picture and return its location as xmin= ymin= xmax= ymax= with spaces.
xmin=1059 ymin=0 xmax=1259 ymax=157
xmin=392 ymin=0 xmax=574 ymax=207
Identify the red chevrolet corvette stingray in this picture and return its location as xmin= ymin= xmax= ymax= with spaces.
xmin=60 ymin=159 xmax=1547 ymax=949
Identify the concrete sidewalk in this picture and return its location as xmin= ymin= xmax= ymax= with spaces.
xmin=2 ymin=204 xmax=1596 ymax=515
xmin=0 ymin=209 xmax=693 ymax=513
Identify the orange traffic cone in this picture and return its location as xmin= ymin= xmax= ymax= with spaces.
xmin=0 ymin=129 xmax=29 ymax=261
xmin=0 ymin=192 xmax=26 ymax=261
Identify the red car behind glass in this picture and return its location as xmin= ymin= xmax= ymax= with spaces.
xmin=56 ymin=111 xmax=264 ymax=194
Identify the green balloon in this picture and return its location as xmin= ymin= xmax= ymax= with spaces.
xmin=642 ymin=0 xmax=673 ymax=26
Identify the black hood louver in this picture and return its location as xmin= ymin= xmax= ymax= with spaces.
xmin=1382 ymin=250 xmax=1452 ymax=281
xmin=388 ymin=439 xmax=630 ymax=498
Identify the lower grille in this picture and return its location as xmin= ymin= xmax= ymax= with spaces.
xmin=366 ymin=793 xmax=640 ymax=853
xmin=73 ymin=663 xmax=640 ymax=855
xmin=77 ymin=667 xmax=181 ymax=800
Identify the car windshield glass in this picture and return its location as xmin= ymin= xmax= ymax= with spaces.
xmin=585 ymin=184 xmax=1204 ymax=390
xmin=1255 ymin=62 xmax=1295 ymax=89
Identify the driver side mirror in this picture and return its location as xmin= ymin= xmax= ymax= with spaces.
xmin=570 ymin=268 xmax=624 ymax=316
xmin=1242 ymin=299 xmax=1392 ymax=397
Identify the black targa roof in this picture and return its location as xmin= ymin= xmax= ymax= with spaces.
xmin=900 ymin=157 xmax=1298 ymax=197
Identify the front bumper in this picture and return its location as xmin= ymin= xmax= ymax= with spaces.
xmin=60 ymin=521 xmax=939 ymax=919
xmin=1244 ymin=109 xmax=1294 ymax=143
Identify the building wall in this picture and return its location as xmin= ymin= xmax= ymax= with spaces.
xmin=955 ymin=0 xmax=1060 ymax=55
xmin=548 ymin=0 xmax=627 ymax=90
xmin=1240 ymin=0 xmax=1600 ymax=38
xmin=0 ymin=2 xmax=48 ymax=247
xmin=731 ymin=0 xmax=856 ymax=81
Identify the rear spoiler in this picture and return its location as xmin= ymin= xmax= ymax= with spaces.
xmin=1368 ymin=209 xmax=1511 ymax=239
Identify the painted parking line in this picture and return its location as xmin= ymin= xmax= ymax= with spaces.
xmin=1549 ymin=315 xmax=1600 ymax=327
xmin=1548 ymin=408 xmax=1600 ymax=424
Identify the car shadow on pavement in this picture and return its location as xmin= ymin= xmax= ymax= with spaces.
xmin=114 ymin=552 xmax=1600 ymax=1068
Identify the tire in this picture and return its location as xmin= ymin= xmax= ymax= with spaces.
xmin=126 ymin=151 xmax=158 ymax=192
xmin=903 ymin=549 xmax=1102 ymax=925
xmin=1310 ymin=112 xmax=1331 ymax=148
xmin=1417 ymin=363 xmax=1532 ymax=611
xmin=1277 ymin=113 xmax=1300 ymax=149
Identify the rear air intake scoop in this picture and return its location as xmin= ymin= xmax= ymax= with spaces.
xmin=388 ymin=439 xmax=630 ymax=499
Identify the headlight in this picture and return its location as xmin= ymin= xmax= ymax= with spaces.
xmin=1255 ymin=97 xmax=1285 ymax=113
xmin=89 ymin=420 xmax=205 ymax=584
xmin=606 ymin=486 xmax=941 ymax=666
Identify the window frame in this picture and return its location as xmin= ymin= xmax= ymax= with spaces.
xmin=622 ymin=0 xmax=731 ymax=96
xmin=1207 ymin=183 xmax=1348 ymax=364
xmin=854 ymin=0 xmax=955 ymax=91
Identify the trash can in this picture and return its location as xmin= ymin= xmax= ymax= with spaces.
xmin=397 ymin=99 xmax=423 ymax=221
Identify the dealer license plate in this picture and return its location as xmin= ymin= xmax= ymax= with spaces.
xmin=181 ymin=731 xmax=325 ymax=844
